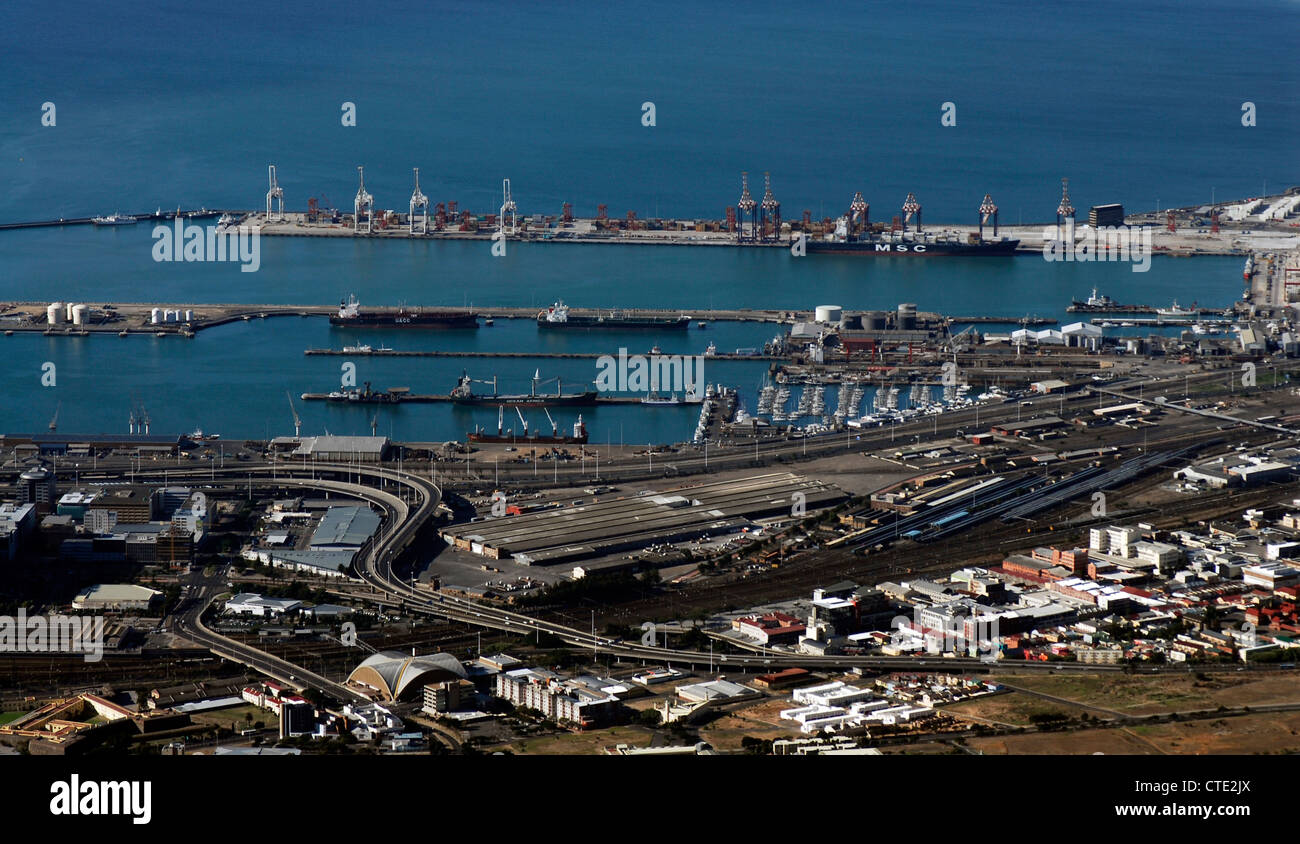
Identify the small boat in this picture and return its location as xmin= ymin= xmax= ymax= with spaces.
xmin=485 ymin=318 xmax=495 ymax=326
xmin=1156 ymin=301 xmax=1196 ymax=318
xmin=698 ymin=321 xmax=707 ymax=328
xmin=118 ymin=330 xmax=129 ymax=337
xmin=3 ymin=330 xmax=12 ymax=336
xmin=649 ymin=345 xmax=663 ymax=355
xmin=704 ymin=341 xmax=717 ymax=356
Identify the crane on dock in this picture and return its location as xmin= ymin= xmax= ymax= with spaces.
xmin=978 ymin=193 xmax=999 ymax=239
xmin=902 ymin=192 xmax=922 ymax=232
xmin=759 ymin=172 xmax=781 ymax=242
xmin=500 ymin=178 xmax=517 ymax=237
xmin=736 ymin=172 xmax=757 ymax=243
xmin=849 ymin=191 xmax=869 ymax=235
xmin=266 ymin=165 xmax=285 ymax=222
xmin=410 ymin=168 xmax=429 ymax=234
xmin=1056 ymin=178 xmax=1075 ymax=240
xmin=354 ymin=166 xmax=373 ymax=234
xmin=286 ymin=391 xmax=302 ymax=437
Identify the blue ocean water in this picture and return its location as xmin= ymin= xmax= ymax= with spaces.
xmin=2 ymin=0 xmax=1295 ymax=221
xmin=0 ymin=0 xmax=1293 ymax=441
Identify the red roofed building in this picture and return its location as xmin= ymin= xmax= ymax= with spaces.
xmin=734 ymin=611 xmax=806 ymax=645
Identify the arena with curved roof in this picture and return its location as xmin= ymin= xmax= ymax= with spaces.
xmin=346 ymin=651 xmax=468 ymax=701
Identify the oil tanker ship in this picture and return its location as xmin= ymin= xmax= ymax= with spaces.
xmin=468 ymin=406 xmax=589 ymax=444
xmin=803 ymin=192 xmax=1019 ymax=256
xmin=537 ymin=301 xmax=691 ymax=330
xmin=450 ymin=371 xmax=597 ymax=407
xmin=331 ymin=295 xmax=478 ymax=329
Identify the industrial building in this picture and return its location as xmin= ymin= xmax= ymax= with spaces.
xmin=0 ymin=433 xmax=185 ymax=458
xmin=71 ymin=584 xmax=163 ymax=611
xmin=440 ymin=472 xmax=846 ymax=566
xmin=273 ymin=435 xmax=391 ymax=463
xmin=1088 ymin=204 xmax=1125 ymax=227
xmin=310 ymin=505 xmax=381 ymax=549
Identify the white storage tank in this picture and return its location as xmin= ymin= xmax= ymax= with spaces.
xmin=47 ymin=303 xmax=64 ymax=325
xmin=70 ymin=304 xmax=89 ymax=325
xmin=815 ymin=304 xmax=843 ymax=323
xmin=65 ymin=302 xmax=78 ymax=321
xmin=183 ymin=309 xmax=194 ymax=322
xmin=151 ymin=308 xmax=163 ymax=324
xmin=164 ymin=309 xmax=178 ymax=322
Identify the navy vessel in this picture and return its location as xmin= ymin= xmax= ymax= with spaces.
xmin=331 ymin=295 xmax=478 ymax=329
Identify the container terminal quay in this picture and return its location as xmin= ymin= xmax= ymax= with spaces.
xmin=4 ymin=167 xmax=1299 ymax=256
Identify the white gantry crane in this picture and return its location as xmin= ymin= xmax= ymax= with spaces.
xmin=409 ymin=167 xmax=429 ymax=234
xmin=354 ymin=165 xmax=374 ymax=234
xmin=266 ymin=164 xmax=285 ymax=222
xmin=1056 ymin=177 xmax=1075 ymax=241
xmin=736 ymin=171 xmax=757 ymax=242
xmin=500 ymin=178 xmax=517 ymax=237
xmin=286 ymin=391 xmax=302 ymax=437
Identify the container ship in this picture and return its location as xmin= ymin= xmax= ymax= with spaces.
xmin=537 ymin=302 xmax=690 ymax=330
xmin=803 ymin=192 xmax=1018 ymax=256
xmin=331 ymin=295 xmax=478 ymax=329
xmin=450 ymin=371 xmax=597 ymax=407
xmin=468 ymin=407 xmax=588 ymax=444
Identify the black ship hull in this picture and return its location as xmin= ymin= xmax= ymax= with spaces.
xmin=805 ymin=238 xmax=1020 ymax=256
xmin=453 ymin=391 xmax=598 ymax=407
xmin=468 ymin=432 xmax=589 ymax=444
xmin=331 ymin=312 xmax=478 ymax=329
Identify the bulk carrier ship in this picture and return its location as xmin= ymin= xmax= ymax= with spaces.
xmin=468 ymin=406 xmax=589 ymax=444
xmin=450 ymin=371 xmax=597 ymax=407
xmin=330 ymin=295 xmax=478 ymax=329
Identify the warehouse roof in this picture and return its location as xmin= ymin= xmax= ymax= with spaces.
xmin=310 ymin=506 xmax=380 ymax=548
xmin=292 ymin=435 xmax=389 ymax=457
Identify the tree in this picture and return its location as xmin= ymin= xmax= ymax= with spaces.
xmin=637 ymin=708 xmax=662 ymax=727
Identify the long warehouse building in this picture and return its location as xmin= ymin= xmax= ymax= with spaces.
xmin=441 ymin=472 xmax=847 ymax=566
